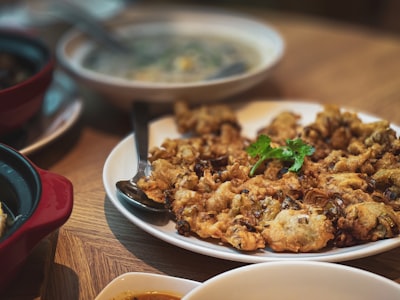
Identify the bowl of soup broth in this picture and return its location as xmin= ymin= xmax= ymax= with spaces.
xmin=57 ymin=6 xmax=284 ymax=110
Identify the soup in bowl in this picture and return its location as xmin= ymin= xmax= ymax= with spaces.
xmin=57 ymin=6 xmax=284 ymax=110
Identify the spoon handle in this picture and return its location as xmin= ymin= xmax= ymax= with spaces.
xmin=131 ymin=101 xmax=149 ymax=168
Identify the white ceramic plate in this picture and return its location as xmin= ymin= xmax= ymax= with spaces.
xmin=103 ymin=100 xmax=400 ymax=263
xmin=1 ymin=71 xmax=83 ymax=155
xmin=57 ymin=6 xmax=284 ymax=110
xmin=95 ymin=272 xmax=200 ymax=300
xmin=183 ymin=261 xmax=400 ymax=300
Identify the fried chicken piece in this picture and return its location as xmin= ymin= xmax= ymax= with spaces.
xmin=262 ymin=209 xmax=334 ymax=252
xmin=337 ymin=202 xmax=400 ymax=245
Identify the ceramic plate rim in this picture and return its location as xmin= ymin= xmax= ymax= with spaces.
xmin=19 ymin=98 xmax=82 ymax=155
xmin=2 ymin=71 xmax=83 ymax=156
xmin=103 ymin=100 xmax=400 ymax=263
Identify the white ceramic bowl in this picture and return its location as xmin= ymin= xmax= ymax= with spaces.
xmin=56 ymin=6 xmax=284 ymax=110
xmin=183 ymin=261 xmax=400 ymax=300
xmin=95 ymin=272 xmax=200 ymax=300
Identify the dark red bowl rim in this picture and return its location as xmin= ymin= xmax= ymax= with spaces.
xmin=0 ymin=143 xmax=73 ymax=247
xmin=0 ymin=29 xmax=55 ymax=100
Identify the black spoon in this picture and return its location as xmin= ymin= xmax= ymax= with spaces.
xmin=115 ymin=102 xmax=168 ymax=213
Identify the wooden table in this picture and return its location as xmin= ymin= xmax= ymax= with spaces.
xmin=3 ymin=4 xmax=400 ymax=300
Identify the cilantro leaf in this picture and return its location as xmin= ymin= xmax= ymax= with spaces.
xmin=285 ymin=138 xmax=315 ymax=172
xmin=246 ymin=135 xmax=315 ymax=176
xmin=247 ymin=134 xmax=272 ymax=157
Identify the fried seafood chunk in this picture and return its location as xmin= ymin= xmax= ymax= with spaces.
xmin=0 ymin=202 xmax=7 ymax=237
xmin=372 ymin=168 xmax=400 ymax=210
xmin=174 ymin=101 xmax=239 ymax=135
xmin=171 ymin=179 xmax=269 ymax=250
xmin=300 ymin=105 xmax=355 ymax=158
xmin=337 ymin=202 xmax=400 ymax=246
xmin=137 ymin=158 xmax=197 ymax=203
xmin=257 ymin=111 xmax=301 ymax=143
xmin=316 ymin=172 xmax=373 ymax=204
xmin=262 ymin=209 xmax=335 ymax=252
xmin=138 ymin=102 xmax=400 ymax=253
xmin=301 ymin=104 xmax=399 ymax=161
xmin=372 ymin=168 xmax=400 ymax=188
xmin=223 ymin=218 xmax=266 ymax=251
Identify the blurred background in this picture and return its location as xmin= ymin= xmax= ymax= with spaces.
xmin=1 ymin=0 xmax=399 ymax=35
xmin=149 ymin=0 xmax=400 ymax=34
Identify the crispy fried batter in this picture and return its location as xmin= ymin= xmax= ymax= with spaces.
xmin=337 ymin=202 xmax=400 ymax=245
xmin=257 ymin=111 xmax=301 ymax=143
xmin=174 ymin=101 xmax=240 ymax=135
xmin=262 ymin=208 xmax=334 ymax=252
xmin=138 ymin=102 xmax=400 ymax=253
xmin=0 ymin=202 xmax=7 ymax=238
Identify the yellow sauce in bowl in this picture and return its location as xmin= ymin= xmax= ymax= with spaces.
xmin=111 ymin=291 xmax=180 ymax=300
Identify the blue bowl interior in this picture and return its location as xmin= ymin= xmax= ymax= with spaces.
xmin=0 ymin=30 xmax=50 ymax=75
xmin=0 ymin=144 xmax=41 ymax=242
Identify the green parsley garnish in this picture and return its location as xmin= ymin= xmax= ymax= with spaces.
xmin=246 ymin=135 xmax=315 ymax=176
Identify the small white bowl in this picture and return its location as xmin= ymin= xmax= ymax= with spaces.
xmin=95 ymin=272 xmax=200 ymax=300
xmin=183 ymin=261 xmax=400 ymax=300
xmin=56 ymin=6 xmax=284 ymax=110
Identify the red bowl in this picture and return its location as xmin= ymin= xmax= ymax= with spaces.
xmin=0 ymin=143 xmax=73 ymax=292
xmin=0 ymin=29 xmax=54 ymax=136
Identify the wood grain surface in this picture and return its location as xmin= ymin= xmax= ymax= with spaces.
xmin=2 ymin=4 xmax=400 ymax=300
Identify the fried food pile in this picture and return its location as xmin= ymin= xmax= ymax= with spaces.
xmin=138 ymin=101 xmax=400 ymax=253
